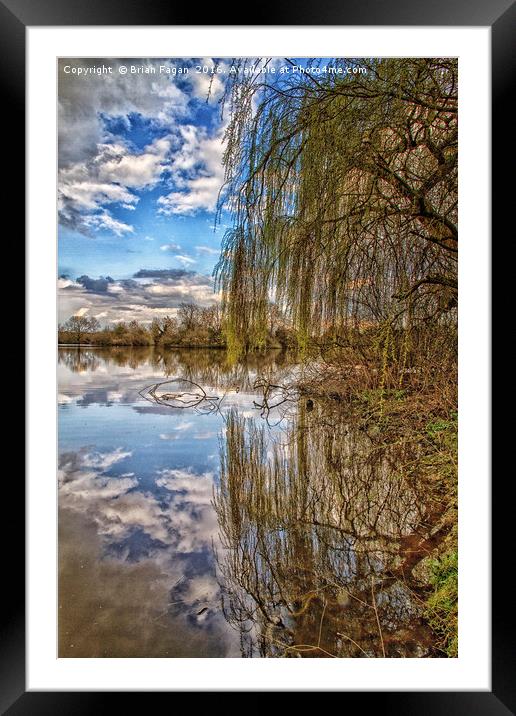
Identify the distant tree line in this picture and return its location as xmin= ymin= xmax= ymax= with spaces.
xmin=58 ymin=302 xmax=296 ymax=348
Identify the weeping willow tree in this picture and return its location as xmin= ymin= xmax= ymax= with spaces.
xmin=216 ymin=58 xmax=457 ymax=359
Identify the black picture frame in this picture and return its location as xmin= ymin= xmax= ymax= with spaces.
xmin=4 ymin=0 xmax=509 ymax=710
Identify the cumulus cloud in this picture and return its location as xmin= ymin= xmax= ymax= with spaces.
xmin=58 ymin=136 xmax=172 ymax=236
xmin=155 ymin=468 xmax=219 ymax=553
xmin=58 ymin=58 xmax=229 ymax=234
xmin=97 ymin=137 xmax=171 ymax=188
xmin=58 ymin=59 xmax=188 ymax=166
xmin=58 ymin=270 xmax=219 ymax=324
xmin=57 ymin=443 xmax=239 ymax=654
xmin=160 ymin=242 xmax=182 ymax=252
xmin=80 ymin=447 xmax=132 ymax=470
xmin=59 ymin=509 xmax=208 ymax=658
xmin=59 ymin=453 xmax=169 ymax=543
xmin=157 ymin=124 xmax=225 ymax=216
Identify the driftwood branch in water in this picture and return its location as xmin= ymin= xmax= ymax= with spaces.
xmin=139 ymin=378 xmax=222 ymax=415
xmin=139 ymin=375 xmax=303 ymax=425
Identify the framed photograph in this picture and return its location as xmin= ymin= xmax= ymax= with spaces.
xmin=4 ymin=0 xmax=507 ymax=708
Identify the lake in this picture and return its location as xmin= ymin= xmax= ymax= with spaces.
xmin=58 ymin=345 xmax=440 ymax=658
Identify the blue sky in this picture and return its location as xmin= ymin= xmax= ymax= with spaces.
xmin=58 ymin=58 xmax=232 ymax=324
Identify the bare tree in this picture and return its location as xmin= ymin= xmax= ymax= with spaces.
xmin=60 ymin=315 xmax=100 ymax=344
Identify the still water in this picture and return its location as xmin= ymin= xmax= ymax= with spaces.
xmin=59 ymin=346 xmax=439 ymax=658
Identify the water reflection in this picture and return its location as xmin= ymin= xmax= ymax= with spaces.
xmin=214 ymin=403 xmax=444 ymax=657
xmin=58 ymin=345 xmax=291 ymax=658
xmin=59 ymin=509 xmax=230 ymax=657
xmin=58 ymin=345 xmax=293 ymax=386
xmin=59 ymin=346 xmax=446 ymax=658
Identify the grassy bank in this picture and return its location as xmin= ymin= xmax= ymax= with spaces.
xmin=420 ymin=416 xmax=458 ymax=657
xmin=424 ymin=550 xmax=458 ymax=657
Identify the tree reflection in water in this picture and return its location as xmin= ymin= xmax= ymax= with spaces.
xmin=214 ymin=401 xmax=446 ymax=658
xmin=58 ymin=346 xmax=102 ymax=373
xmin=58 ymin=345 xmax=294 ymax=389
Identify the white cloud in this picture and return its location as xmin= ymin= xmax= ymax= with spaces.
xmin=174 ymin=255 xmax=196 ymax=266
xmin=96 ymin=138 xmax=171 ymax=189
xmin=58 ymin=277 xmax=78 ymax=290
xmin=196 ymin=245 xmax=220 ymax=255
xmin=59 ymin=136 xmax=172 ymax=236
xmin=83 ymin=211 xmax=134 ymax=236
xmin=193 ymin=431 xmax=218 ymax=440
xmin=174 ymin=421 xmax=195 ymax=432
xmin=160 ymin=241 xmax=181 ymax=251
xmin=159 ymin=422 xmax=194 ymax=440
xmin=58 ymin=167 xmax=138 ymax=211
xmin=188 ymin=59 xmax=228 ymax=102
xmin=59 ymin=450 xmax=167 ymax=542
xmin=58 ymin=59 xmax=188 ymax=166
xmin=58 ymin=59 xmax=230 ymax=234
xmin=157 ymin=125 xmax=225 ymax=216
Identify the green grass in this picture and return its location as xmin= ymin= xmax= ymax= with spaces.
xmin=425 ymin=412 xmax=458 ymax=441
xmin=424 ymin=550 xmax=458 ymax=657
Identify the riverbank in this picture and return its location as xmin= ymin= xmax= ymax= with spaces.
xmin=297 ymin=364 xmax=458 ymax=656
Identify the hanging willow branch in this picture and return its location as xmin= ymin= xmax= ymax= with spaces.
xmin=215 ymin=58 xmax=458 ymax=355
